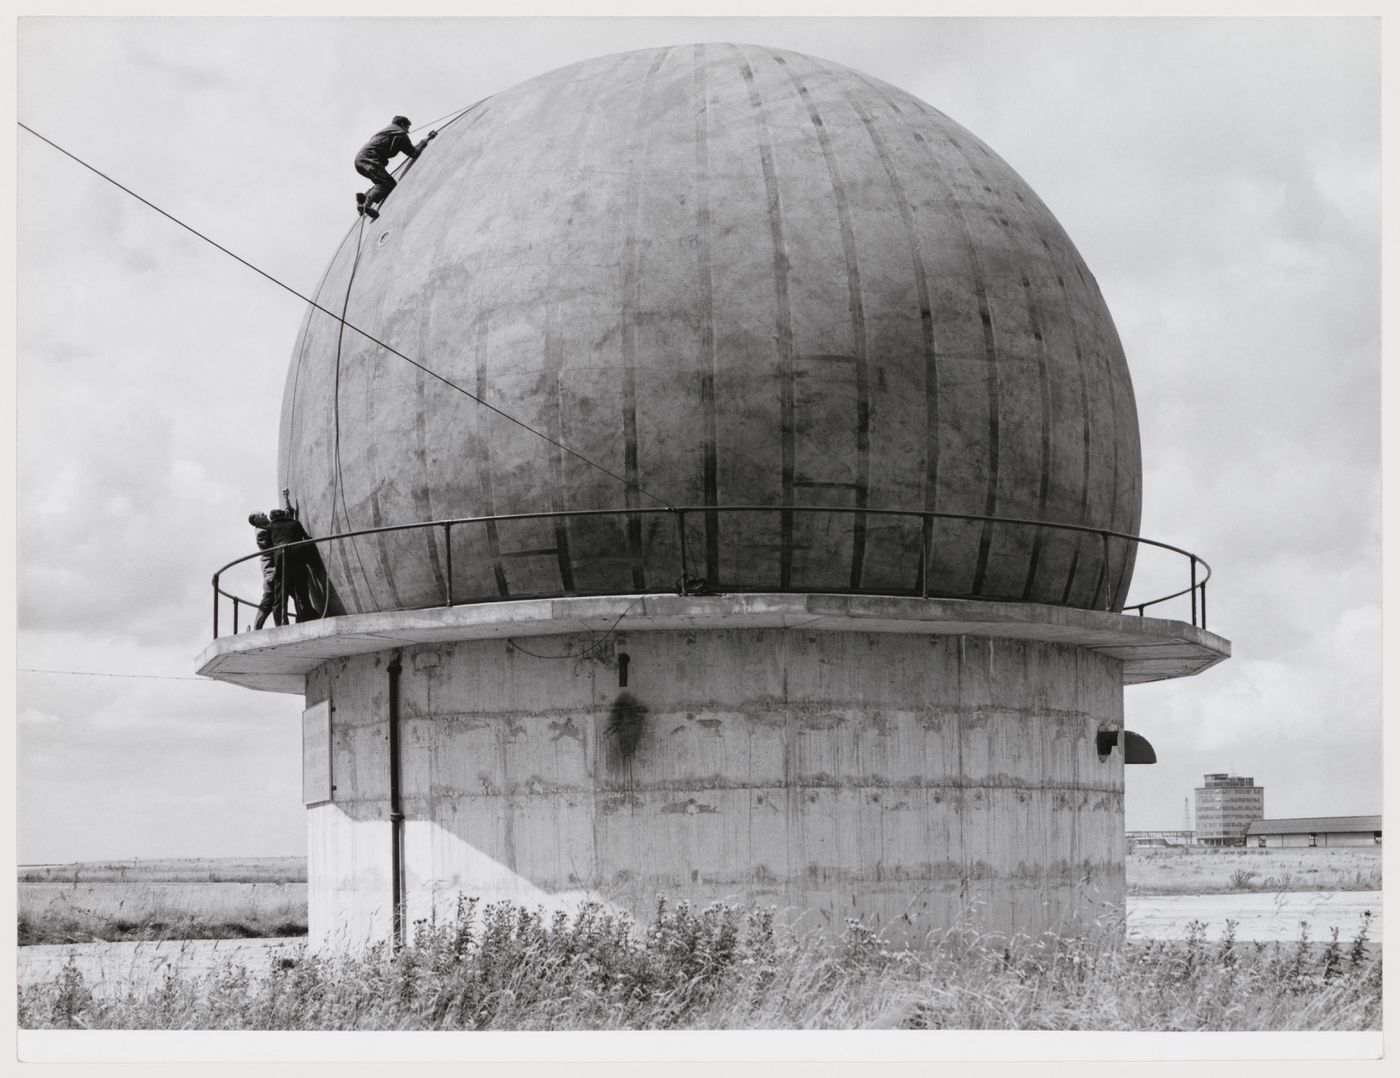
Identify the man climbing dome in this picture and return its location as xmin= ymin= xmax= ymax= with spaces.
xmin=354 ymin=115 xmax=436 ymax=219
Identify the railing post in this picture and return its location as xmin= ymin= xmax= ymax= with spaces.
xmin=1103 ymin=532 xmax=1113 ymax=610
xmin=1190 ymin=556 xmax=1198 ymax=627
xmin=443 ymin=522 xmax=455 ymax=607
xmin=1091 ymin=532 xmax=1109 ymax=610
xmin=676 ymin=509 xmax=689 ymax=593
xmin=212 ymin=576 xmax=220 ymax=639
xmin=1201 ymin=580 xmax=1207 ymax=631
xmin=233 ymin=598 xmax=240 ymax=635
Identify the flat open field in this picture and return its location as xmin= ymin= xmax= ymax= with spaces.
xmin=16 ymin=851 xmax=1382 ymax=1030
xmin=18 ymin=889 xmax=1382 ymax=1000
xmin=18 ymin=856 xmax=305 ymax=885
xmin=17 ymin=857 xmax=306 ymax=945
xmin=17 ymin=847 xmax=1381 ymax=945
xmin=17 ymin=899 xmax=1382 ymax=1031
xmin=1126 ymin=845 xmax=1381 ymax=895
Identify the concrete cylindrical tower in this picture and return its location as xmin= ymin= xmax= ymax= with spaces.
xmin=202 ymin=44 xmax=1228 ymax=949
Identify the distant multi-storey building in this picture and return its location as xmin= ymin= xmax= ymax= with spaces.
xmin=1194 ymin=773 xmax=1264 ymax=846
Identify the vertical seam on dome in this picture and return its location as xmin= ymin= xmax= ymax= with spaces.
xmin=285 ymin=225 xmax=354 ymax=506
xmin=331 ymin=231 xmax=381 ymax=611
xmin=475 ymin=316 xmax=511 ymax=598
xmin=1052 ymin=267 xmax=1098 ymax=609
xmin=618 ymin=47 xmax=672 ymax=591
xmin=843 ymin=86 xmax=940 ymax=594
xmin=293 ymin=227 xmax=372 ymax=613
xmin=1101 ymin=319 xmax=1138 ymax=608
xmin=779 ymin=56 xmax=871 ymax=591
xmin=409 ymin=370 xmax=447 ymax=596
xmin=906 ymin=126 xmax=1002 ymax=598
xmin=693 ymin=44 xmax=720 ymax=583
xmin=360 ymin=335 xmax=405 ymax=609
xmin=735 ymin=45 xmax=797 ymax=589
xmin=915 ymin=94 xmax=1134 ymax=610
xmin=938 ymin=133 xmax=1056 ymax=604
xmin=535 ymin=54 xmax=634 ymax=596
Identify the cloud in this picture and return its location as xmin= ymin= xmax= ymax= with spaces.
xmin=15 ymin=16 xmax=1381 ymax=861
xmin=19 ymin=707 xmax=62 ymax=726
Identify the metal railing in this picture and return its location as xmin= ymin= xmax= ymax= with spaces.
xmin=211 ymin=505 xmax=1212 ymax=639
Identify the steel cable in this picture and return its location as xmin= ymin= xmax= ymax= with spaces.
xmin=18 ymin=121 xmax=678 ymax=512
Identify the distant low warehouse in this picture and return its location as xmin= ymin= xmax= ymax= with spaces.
xmin=1245 ymin=816 xmax=1381 ymax=848
xmin=1127 ymin=830 xmax=1195 ymax=849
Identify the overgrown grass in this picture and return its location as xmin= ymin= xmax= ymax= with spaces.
xmin=18 ymin=882 xmax=307 ymax=945
xmin=17 ymin=898 xmax=1382 ymax=1031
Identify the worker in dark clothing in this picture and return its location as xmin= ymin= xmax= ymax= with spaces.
xmin=249 ymin=512 xmax=283 ymax=629
xmin=268 ymin=508 xmax=315 ymax=623
xmin=355 ymin=115 xmax=436 ymax=219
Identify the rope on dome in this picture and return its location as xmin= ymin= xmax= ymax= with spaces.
xmin=327 ymin=214 xmax=381 ymax=610
xmin=409 ymin=95 xmax=491 ymax=138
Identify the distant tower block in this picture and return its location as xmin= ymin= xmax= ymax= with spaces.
xmin=1194 ymin=773 xmax=1263 ymax=847
xmin=200 ymin=45 xmax=1230 ymax=949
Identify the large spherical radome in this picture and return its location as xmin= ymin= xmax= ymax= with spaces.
xmin=279 ymin=44 xmax=1141 ymax=615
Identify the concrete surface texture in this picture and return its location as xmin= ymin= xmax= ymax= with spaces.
xmin=302 ymin=627 xmax=1129 ymax=949
xmin=279 ymin=43 xmax=1143 ymax=615
xmin=198 ymin=593 xmax=1232 ymax=695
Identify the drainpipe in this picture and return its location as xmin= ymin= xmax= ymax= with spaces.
xmin=387 ymin=650 xmax=404 ymax=951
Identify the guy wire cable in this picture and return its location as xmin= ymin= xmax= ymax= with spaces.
xmin=19 ymin=121 xmax=678 ymax=513
xmin=20 ymin=668 xmax=208 ymax=682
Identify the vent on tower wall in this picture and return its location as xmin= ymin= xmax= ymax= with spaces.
xmin=1097 ymin=729 xmax=1157 ymax=764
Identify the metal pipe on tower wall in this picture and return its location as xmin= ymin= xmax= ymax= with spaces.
xmin=387 ymin=651 xmax=404 ymax=950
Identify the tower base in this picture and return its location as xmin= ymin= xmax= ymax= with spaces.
xmin=198 ymin=594 xmax=1230 ymax=949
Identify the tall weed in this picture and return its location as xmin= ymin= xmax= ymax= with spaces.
xmin=17 ymin=897 xmax=1382 ymax=1032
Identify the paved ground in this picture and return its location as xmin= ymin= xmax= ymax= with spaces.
xmin=17 ymin=937 xmax=306 ymax=1001
xmin=18 ymin=891 xmax=1383 ymax=999
xmin=1125 ymin=890 xmax=1382 ymax=943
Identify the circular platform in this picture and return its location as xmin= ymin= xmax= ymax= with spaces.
xmin=197 ymin=592 xmax=1229 ymax=695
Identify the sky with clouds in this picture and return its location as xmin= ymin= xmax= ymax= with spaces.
xmin=15 ymin=15 xmax=1380 ymax=862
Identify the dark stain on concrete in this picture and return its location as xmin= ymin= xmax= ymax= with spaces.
xmin=548 ymin=716 xmax=582 ymax=743
xmin=661 ymin=798 xmax=719 ymax=815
